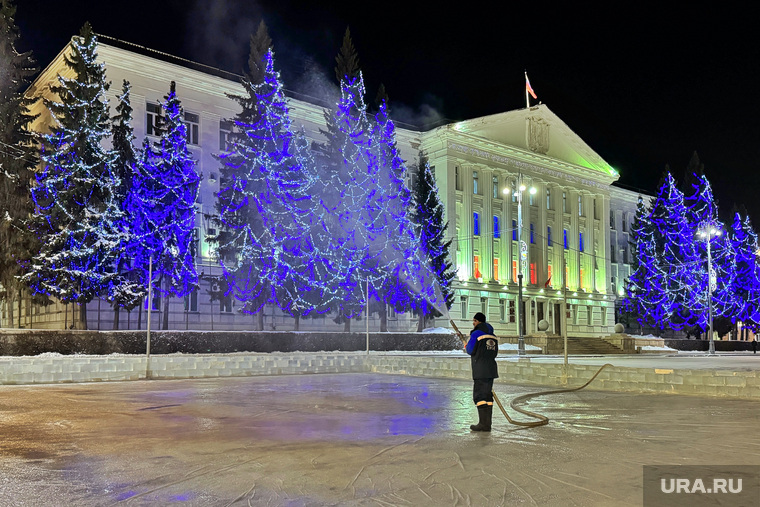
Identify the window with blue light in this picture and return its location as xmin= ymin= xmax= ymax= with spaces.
xmin=530 ymin=223 xmax=534 ymax=244
xmin=547 ymin=226 xmax=552 ymax=246
xmin=473 ymin=171 xmax=479 ymax=194
xmin=564 ymin=229 xmax=568 ymax=249
xmin=493 ymin=216 xmax=500 ymax=238
xmin=474 ymin=212 xmax=480 ymax=236
xmin=579 ymin=232 xmax=584 ymax=252
xmin=512 ymin=220 xmax=517 ymax=240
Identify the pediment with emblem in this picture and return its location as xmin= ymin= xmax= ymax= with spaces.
xmin=446 ymin=104 xmax=617 ymax=179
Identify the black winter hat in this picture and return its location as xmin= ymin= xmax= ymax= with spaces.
xmin=473 ymin=312 xmax=486 ymax=323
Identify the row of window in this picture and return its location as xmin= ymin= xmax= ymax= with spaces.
xmin=474 ymin=214 xmax=585 ymax=251
xmin=147 ymin=102 xmax=230 ymax=149
xmin=472 ymin=254 xmax=583 ymax=287
xmin=460 ymin=295 xmax=604 ymax=326
xmin=458 ymin=169 xmax=600 ymax=217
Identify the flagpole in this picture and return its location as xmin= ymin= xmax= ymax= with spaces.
xmin=525 ymin=71 xmax=529 ymax=108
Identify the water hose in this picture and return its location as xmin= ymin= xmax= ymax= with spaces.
xmin=450 ymin=319 xmax=613 ymax=428
xmin=492 ymin=363 xmax=613 ymax=427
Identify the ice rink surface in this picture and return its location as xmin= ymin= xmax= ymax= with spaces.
xmin=1 ymin=372 xmax=759 ymax=506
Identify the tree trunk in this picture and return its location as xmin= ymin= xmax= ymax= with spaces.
xmin=137 ymin=298 xmax=143 ymax=330
xmin=343 ymin=314 xmax=350 ymax=333
xmin=417 ymin=313 xmax=425 ymax=332
xmin=162 ymin=294 xmax=170 ymax=330
xmin=380 ymin=305 xmax=387 ymax=332
xmin=64 ymin=303 xmax=68 ymax=329
xmin=256 ymin=311 xmax=263 ymax=331
xmin=79 ymin=302 xmax=87 ymax=330
xmin=8 ymin=296 xmax=14 ymax=328
xmin=113 ymin=305 xmax=120 ymax=330
xmin=17 ymin=292 xmax=22 ymax=329
xmin=294 ymin=314 xmax=300 ymax=332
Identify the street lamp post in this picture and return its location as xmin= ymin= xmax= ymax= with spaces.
xmin=504 ymin=175 xmax=536 ymax=356
xmin=698 ymin=225 xmax=721 ymax=356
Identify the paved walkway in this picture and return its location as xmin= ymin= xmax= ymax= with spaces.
xmin=1 ymin=372 xmax=759 ymax=506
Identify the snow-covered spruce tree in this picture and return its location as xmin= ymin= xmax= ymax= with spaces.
xmin=109 ymin=79 xmax=144 ymax=329
xmin=212 ymin=21 xmax=272 ymax=329
xmin=623 ymin=195 xmax=668 ymax=331
xmin=23 ymin=23 xmax=124 ymax=329
xmin=126 ymin=81 xmax=200 ymax=330
xmin=684 ymin=172 xmax=736 ymax=326
xmin=411 ymin=151 xmax=456 ymax=331
xmin=0 ymin=0 xmax=40 ymax=326
xmin=729 ymin=213 xmax=760 ymax=327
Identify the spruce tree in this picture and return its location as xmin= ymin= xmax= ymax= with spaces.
xmin=729 ymin=213 xmax=760 ymax=327
xmin=109 ymin=79 xmax=143 ymax=328
xmin=212 ymin=21 xmax=272 ymax=329
xmin=126 ymin=81 xmax=200 ymax=330
xmin=0 ymin=0 xmax=39 ymax=327
xmin=624 ymin=195 xmax=668 ymax=331
xmin=411 ymin=152 xmax=456 ymax=330
xmin=23 ymin=23 xmax=123 ymax=329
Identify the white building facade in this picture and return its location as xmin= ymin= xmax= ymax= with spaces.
xmin=5 ymin=38 xmax=642 ymax=337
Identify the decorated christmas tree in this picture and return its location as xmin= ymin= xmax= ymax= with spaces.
xmin=126 ymin=81 xmax=200 ymax=330
xmin=24 ymin=23 xmax=123 ymax=328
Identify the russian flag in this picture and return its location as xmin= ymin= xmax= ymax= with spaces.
xmin=525 ymin=73 xmax=537 ymax=99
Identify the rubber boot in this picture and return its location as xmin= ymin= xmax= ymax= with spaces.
xmin=470 ymin=404 xmax=491 ymax=432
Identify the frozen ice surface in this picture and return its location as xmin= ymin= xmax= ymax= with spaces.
xmin=0 ymin=373 xmax=759 ymax=506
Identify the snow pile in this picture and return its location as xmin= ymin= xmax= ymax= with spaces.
xmin=421 ymin=327 xmax=455 ymax=334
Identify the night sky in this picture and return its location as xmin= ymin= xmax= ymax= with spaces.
xmin=14 ymin=1 xmax=760 ymax=222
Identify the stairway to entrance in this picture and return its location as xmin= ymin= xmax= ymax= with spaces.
xmin=563 ymin=337 xmax=626 ymax=355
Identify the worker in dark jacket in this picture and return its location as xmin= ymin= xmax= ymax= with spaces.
xmin=459 ymin=312 xmax=499 ymax=432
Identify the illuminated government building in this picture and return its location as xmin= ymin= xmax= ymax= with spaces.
xmin=8 ymin=37 xmax=646 ymax=337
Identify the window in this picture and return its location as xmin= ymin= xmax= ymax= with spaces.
xmin=587 ymin=305 xmax=593 ymax=325
xmin=530 ymin=263 xmax=537 ymax=285
xmin=493 ymin=258 xmax=499 ymax=281
xmin=473 ymin=212 xmax=480 ymax=236
xmin=493 ymin=216 xmax=500 ymax=239
xmin=184 ymin=111 xmax=200 ymax=145
xmin=565 ymin=258 xmax=569 ymax=288
xmin=499 ymin=299 xmax=506 ymax=322
xmin=146 ymin=102 xmax=162 ymax=136
xmin=610 ymin=210 xmax=615 ymax=229
xmin=529 ymin=192 xmax=535 ymax=206
xmin=512 ymin=260 xmax=518 ymax=283
xmin=546 ymin=188 xmax=551 ymax=209
xmin=480 ymin=297 xmax=487 ymax=315
xmin=611 ymin=276 xmax=617 ymax=294
xmin=593 ymin=198 xmax=598 ymax=219
xmin=473 ymin=171 xmax=479 ymax=194
xmin=547 ymin=265 xmax=553 ymax=287
xmin=220 ymin=294 xmax=232 ymax=313
xmin=610 ymin=244 xmax=616 ymax=263
xmin=493 ymin=176 xmax=499 ymax=198
xmin=530 ymin=223 xmax=535 ymax=244
xmin=578 ymin=195 xmax=583 ymax=216
xmin=622 ymin=214 xmax=629 ymax=232
xmin=473 ymin=255 xmax=481 ymax=279
xmin=563 ymin=192 xmax=567 ymax=213
xmin=460 ymin=296 xmax=468 ymax=318
xmin=511 ymin=180 xmax=517 ymax=203
xmin=145 ymin=293 xmax=160 ymax=311
xmin=579 ymin=232 xmax=584 ymax=252
xmin=512 ymin=220 xmax=517 ymax=241
xmin=509 ymin=300 xmax=516 ymax=323
xmin=191 ymin=228 xmax=199 ymax=258
xmin=219 ymin=119 xmax=233 ymax=150
xmin=184 ymin=291 xmax=198 ymax=312
xmin=580 ymin=268 xmax=585 ymax=289
xmin=564 ymin=229 xmax=568 ymax=249
xmin=455 ymin=166 xmax=461 ymax=190
xmin=547 ymin=226 xmax=552 ymax=246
